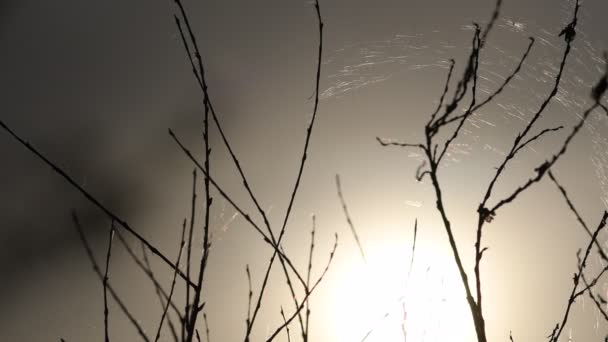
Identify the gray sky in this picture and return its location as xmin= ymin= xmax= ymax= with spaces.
xmin=1 ymin=0 xmax=607 ymax=341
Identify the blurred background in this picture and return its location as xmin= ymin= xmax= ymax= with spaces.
xmin=1 ymin=0 xmax=607 ymax=340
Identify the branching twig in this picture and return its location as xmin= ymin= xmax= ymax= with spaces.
xmin=103 ymin=222 xmax=115 ymax=342
xmin=72 ymin=212 xmax=150 ymax=342
xmin=0 ymin=120 xmax=195 ymax=289
xmin=550 ymin=211 xmax=608 ymax=342
xmin=155 ymin=219 xmax=187 ymax=342
xmin=336 ymin=174 xmax=367 ymax=263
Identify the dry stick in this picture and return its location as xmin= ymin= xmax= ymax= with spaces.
xmin=186 ymin=169 xmax=198 ymax=327
xmin=173 ymin=1 xmax=309 ymax=310
xmin=424 ymin=26 xmax=487 ymax=342
xmin=266 ymin=233 xmax=338 ymax=342
xmin=548 ymin=170 xmax=608 ymax=261
xmin=203 ymin=313 xmax=211 ymax=342
xmin=172 ymin=4 xmax=303 ymax=310
xmin=155 ymin=219 xmax=187 ymax=342
xmin=113 ymin=229 xmax=182 ymax=321
xmin=479 ymin=0 xmax=502 ymax=48
xmin=581 ymin=273 xmax=608 ymax=322
xmin=72 ymin=212 xmax=150 ymax=342
xmin=481 ymin=0 xmax=579 ymax=215
xmin=442 ymin=37 xmax=535 ymax=128
xmin=245 ymin=265 xmax=253 ymax=330
xmin=428 ymin=59 xmax=456 ymax=126
xmin=140 ymin=241 xmax=180 ymax=342
xmin=171 ymin=15 xmax=303 ymax=304
xmin=472 ymin=2 xmax=581 ymax=322
xmin=547 ymin=170 xmax=608 ymax=324
xmin=304 ymin=216 xmax=316 ymax=341
xmin=185 ymin=91 xmax=213 ymax=342
xmin=376 ymin=137 xmax=425 ymax=150
xmin=249 ymin=2 xmax=325 ymax=338
xmin=490 ymin=101 xmax=601 ymax=215
xmin=280 ymin=307 xmax=292 ymax=342
xmin=169 ymin=130 xmax=304 ymax=285
xmin=430 ymin=23 xmax=481 ymax=133
xmin=551 ymin=211 xmax=608 ymax=342
xmin=0 ymin=120 xmax=195 ymax=290
xmin=435 ymin=25 xmax=481 ymax=165
xmin=103 ymin=222 xmax=116 ymax=342
xmin=335 ymin=174 xmax=367 ymax=262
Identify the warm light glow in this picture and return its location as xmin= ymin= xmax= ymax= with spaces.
xmin=329 ymin=239 xmax=475 ymax=342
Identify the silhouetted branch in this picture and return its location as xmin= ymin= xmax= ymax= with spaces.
xmin=376 ymin=136 xmax=425 ymax=149
xmin=581 ymin=273 xmax=608 ymax=322
xmin=185 ymin=169 xmax=198 ymax=326
xmin=247 ymin=2 xmax=325 ymax=338
xmin=245 ymin=265 xmax=253 ymax=329
xmin=72 ymin=212 xmax=150 ymax=342
xmin=304 ymin=216 xmax=316 ymax=341
xmin=336 ymin=174 xmax=367 ymax=263
xmin=548 ymin=170 xmax=608 ymax=261
xmin=103 ymin=222 xmax=115 ymax=342
xmin=0 ymin=120 xmax=195 ymax=289
xmin=280 ymin=307 xmax=292 ymax=342
xmin=155 ymin=219 xmax=187 ymax=342
xmin=140 ymin=241 xmax=180 ymax=342
xmin=550 ymin=211 xmax=607 ymax=342
xmin=265 ymin=233 xmax=338 ymax=342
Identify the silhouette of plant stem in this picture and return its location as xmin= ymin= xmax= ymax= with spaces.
xmin=0 ymin=120 xmax=195 ymax=289
xmin=280 ymin=307 xmax=292 ymax=342
xmin=548 ymin=170 xmax=608 ymax=261
xmin=103 ymin=221 xmax=115 ymax=342
xmin=336 ymin=174 xmax=367 ymax=263
xmin=265 ymin=233 xmax=337 ymax=342
xmin=72 ymin=212 xmax=150 ymax=342
xmin=247 ymin=1 xmax=325 ymax=339
xmin=304 ymin=216 xmax=316 ymax=341
xmin=185 ymin=168 xmax=197 ymax=327
xmin=581 ymin=273 xmax=608 ymax=322
xmin=155 ymin=219 xmax=187 ymax=342
xmin=550 ymin=211 xmax=608 ymax=342
xmin=376 ymin=0 xmax=603 ymax=340
xmin=140 ymin=242 xmax=180 ymax=342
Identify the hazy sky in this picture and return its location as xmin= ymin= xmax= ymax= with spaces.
xmin=1 ymin=0 xmax=608 ymax=341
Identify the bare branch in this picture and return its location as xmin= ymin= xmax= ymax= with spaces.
xmin=336 ymin=174 xmax=367 ymax=263
xmin=155 ymin=219 xmax=187 ymax=342
xmin=72 ymin=212 xmax=150 ymax=342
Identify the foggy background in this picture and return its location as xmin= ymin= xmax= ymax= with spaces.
xmin=1 ymin=0 xmax=607 ymax=340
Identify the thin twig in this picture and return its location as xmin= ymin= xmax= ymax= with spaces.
xmin=551 ymin=211 xmax=608 ymax=342
xmin=103 ymin=221 xmax=116 ymax=342
xmin=336 ymin=174 xmax=367 ymax=263
xmin=155 ymin=219 xmax=187 ymax=342
xmin=186 ymin=169 xmax=198 ymax=325
xmin=72 ymin=212 xmax=150 ymax=342
xmin=266 ymin=233 xmax=338 ymax=342
xmin=0 ymin=120 xmax=196 ymax=289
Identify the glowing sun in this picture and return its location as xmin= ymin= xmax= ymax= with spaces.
xmin=329 ymin=239 xmax=476 ymax=342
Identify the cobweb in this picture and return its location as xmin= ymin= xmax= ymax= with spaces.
xmin=318 ymin=1 xmax=608 ymax=335
xmin=319 ymin=3 xmax=608 ymax=207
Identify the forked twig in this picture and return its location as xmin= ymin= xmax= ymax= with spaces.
xmin=72 ymin=212 xmax=150 ymax=342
